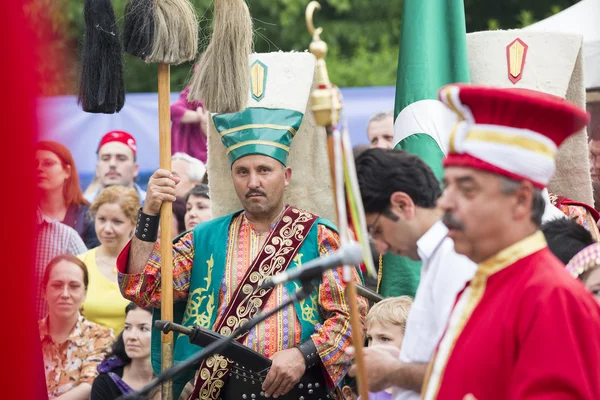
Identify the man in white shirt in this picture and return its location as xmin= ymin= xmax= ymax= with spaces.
xmin=349 ymin=148 xmax=476 ymax=398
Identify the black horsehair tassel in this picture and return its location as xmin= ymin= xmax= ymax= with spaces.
xmin=78 ymin=0 xmax=125 ymax=114
xmin=123 ymin=0 xmax=155 ymax=59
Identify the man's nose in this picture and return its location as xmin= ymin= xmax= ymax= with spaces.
xmin=248 ymin=172 xmax=260 ymax=188
xmin=437 ymin=188 xmax=452 ymax=211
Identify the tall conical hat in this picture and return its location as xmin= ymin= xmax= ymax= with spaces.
xmin=206 ymin=52 xmax=336 ymax=222
xmin=466 ymin=30 xmax=592 ymax=206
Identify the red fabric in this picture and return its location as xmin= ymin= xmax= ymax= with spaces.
xmin=554 ymin=196 xmax=600 ymax=222
xmin=116 ymin=240 xmax=132 ymax=274
xmin=97 ymin=130 xmax=137 ymax=156
xmin=1 ymin=0 xmax=48 ymax=398
xmin=443 ymin=153 xmax=546 ymax=188
xmin=441 ymin=84 xmax=590 ymax=148
xmin=436 ymin=248 xmax=600 ymax=399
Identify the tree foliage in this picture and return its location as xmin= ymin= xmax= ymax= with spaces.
xmin=29 ymin=0 xmax=579 ymax=95
xmin=464 ymin=0 xmax=577 ymax=31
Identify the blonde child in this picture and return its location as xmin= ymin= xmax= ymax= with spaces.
xmin=343 ymin=296 xmax=413 ymax=400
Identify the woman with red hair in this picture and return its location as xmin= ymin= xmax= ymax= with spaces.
xmin=36 ymin=141 xmax=99 ymax=247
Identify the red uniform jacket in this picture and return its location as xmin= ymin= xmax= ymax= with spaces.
xmin=424 ymin=232 xmax=600 ymax=400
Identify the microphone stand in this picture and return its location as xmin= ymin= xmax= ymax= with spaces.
xmin=118 ymin=280 xmax=315 ymax=400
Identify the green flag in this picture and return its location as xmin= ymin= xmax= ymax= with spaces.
xmin=379 ymin=0 xmax=470 ymax=298
xmin=394 ymin=0 xmax=470 ymax=179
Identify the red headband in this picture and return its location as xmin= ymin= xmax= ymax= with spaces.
xmin=97 ymin=130 xmax=137 ymax=156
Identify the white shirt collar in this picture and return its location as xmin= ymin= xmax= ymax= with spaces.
xmin=37 ymin=208 xmax=55 ymax=225
xmin=417 ymin=220 xmax=449 ymax=263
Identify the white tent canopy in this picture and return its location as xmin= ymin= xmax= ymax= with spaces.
xmin=526 ymin=0 xmax=600 ymax=90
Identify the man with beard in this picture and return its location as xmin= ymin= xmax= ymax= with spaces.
xmin=347 ymin=148 xmax=475 ymax=399
xmin=86 ymin=131 xmax=146 ymax=203
xmin=118 ymin=145 xmax=365 ymax=400
xmin=422 ymin=84 xmax=600 ymax=400
xmin=116 ymin=52 xmax=367 ymax=400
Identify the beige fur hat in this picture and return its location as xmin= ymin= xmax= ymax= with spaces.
xmin=206 ymin=52 xmax=336 ymax=222
xmin=466 ymin=30 xmax=592 ymax=206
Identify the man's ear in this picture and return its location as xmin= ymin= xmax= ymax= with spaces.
xmin=284 ymin=166 xmax=292 ymax=188
xmin=389 ymin=191 xmax=416 ymax=220
xmin=341 ymin=386 xmax=354 ymax=400
xmin=513 ymin=182 xmax=534 ymax=222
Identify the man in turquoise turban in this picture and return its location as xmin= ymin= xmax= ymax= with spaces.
xmin=116 ymin=52 xmax=367 ymax=400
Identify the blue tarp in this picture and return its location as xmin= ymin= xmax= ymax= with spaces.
xmin=37 ymin=87 xmax=395 ymax=187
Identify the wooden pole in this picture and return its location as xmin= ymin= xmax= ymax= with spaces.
xmin=345 ymin=282 xmax=369 ymax=399
xmin=326 ymin=131 xmax=339 ymax=218
xmin=307 ymin=4 xmax=370 ymax=399
xmin=158 ymin=62 xmax=174 ymax=400
xmin=329 ymin=127 xmax=370 ymax=400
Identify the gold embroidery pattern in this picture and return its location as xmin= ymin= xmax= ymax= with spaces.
xmin=218 ymin=208 xmax=313 ymax=337
xmin=293 ymin=282 xmax=320 ymax=326
xmin=197 ymin=354 xmax=230 ymax=400
xmin=191 ymin=208 xmax=317 ymax=399
xmin=292 ymin=253 xmax=320 ymax=326
xmin=294 ymin=253 xmax=304 ymax=267
xmin=184 ymin=255 xmax=216 ymax=328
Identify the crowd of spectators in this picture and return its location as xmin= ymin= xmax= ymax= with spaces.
xmin=35 ymin=112 xmax=600 ymax=399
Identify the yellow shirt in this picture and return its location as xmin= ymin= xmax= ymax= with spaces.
xmin=79 ymin=248 xmax=130 ymax=334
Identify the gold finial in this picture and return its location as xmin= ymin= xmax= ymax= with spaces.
xmin=306 ymin=1 xmax=341 ymax=126
xmin=306 ymin=2 xmax=327 ymax=63
xmin=306 ymin=2 xmax=321 ymax=39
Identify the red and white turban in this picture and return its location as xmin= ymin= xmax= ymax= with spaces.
xmin=439 ymin=84 xmax=590 ymax=188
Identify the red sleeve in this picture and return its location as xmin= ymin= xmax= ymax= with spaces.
xmin=311 ymin=225 xmax=369 ymax=387
xmin=116 ymin=233 xmax=195 ymax=308
xmin=509 ymin=286 xmax=600 ymax=399
xmin=115 ymin=240 xmax=132 ymax=274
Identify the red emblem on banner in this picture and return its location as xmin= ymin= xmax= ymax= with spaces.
xmin=506 ymin=38 xmax=529 ymax=84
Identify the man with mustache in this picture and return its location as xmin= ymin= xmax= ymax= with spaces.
xmin=115 ymin=52 xmax=367 ymax=400
xmin=422 ymin=84 xmax=600 ymax=399
xmin=85 ymin=130 xmax=146 ymax=204
xmin=347 ymin=148 xmax=476 ymax=400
